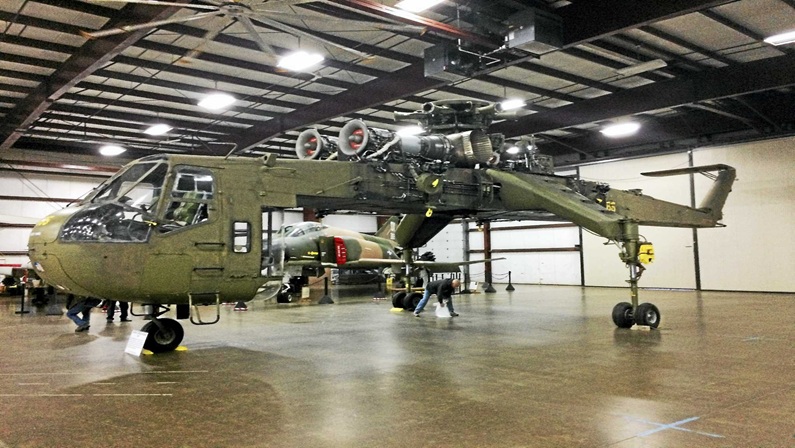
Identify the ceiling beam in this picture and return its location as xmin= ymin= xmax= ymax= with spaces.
xmin=557 ymin=0 xmax=735 ymax=46
xmin=0 ymin=1 xmax=190 ymax=151
xmin=491 ymin=53 xmax=795 ymax=137
xmin=231 ymin=1 xmax=719 ymax=150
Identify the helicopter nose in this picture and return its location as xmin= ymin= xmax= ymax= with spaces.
xmin=27 ymin=207 xmax=89 ymax=295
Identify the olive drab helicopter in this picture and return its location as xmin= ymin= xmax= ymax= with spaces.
xmin=28 ymin=99 xmax=736 ymax=353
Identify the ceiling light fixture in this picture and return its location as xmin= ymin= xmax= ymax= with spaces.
xmin=144 ymin=123 xmax=172 ymax=136
xmin=600 ymin=122 xmax=641 ymax=138
xmin=198 ymin=93 xmax=235 ymax=110
xmin=764 ymin=30 xmax=795 ymax=46
xmin=500 ymin=99 xmax=525 ymax=111
xmin=99 ymin=144 xmax=126 ymax=156
xmin=396 ymin=0 xmax=443 ymax=13
xmin=277 ymin=51 xmax=324 ymax=71
xmin=615 ymin=59 xmax=667 ymax=77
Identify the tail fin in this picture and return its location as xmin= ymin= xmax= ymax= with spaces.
xmin=642 ymin=164 xmax=737 ymax=221
xmin=375 ymin=215 xmax=400 ymax=241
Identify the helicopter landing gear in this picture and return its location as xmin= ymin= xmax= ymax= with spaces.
xmin=142 ymin=318 xmax=184 ymax=353
xmin=612 ymin=222 xmax=661 ymax=329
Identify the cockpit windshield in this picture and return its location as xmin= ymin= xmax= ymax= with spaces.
xmin=90 ymin=162 xmax=167 ymax=213
xmin=60 ymin=162 xmax=168 ymax=243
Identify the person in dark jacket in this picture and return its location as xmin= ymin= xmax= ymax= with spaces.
xmin=413 ymin=278 xmax=461 ymax=317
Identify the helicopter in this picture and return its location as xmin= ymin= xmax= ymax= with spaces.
xmin=28 ymin=99 xmax=735 ymax=353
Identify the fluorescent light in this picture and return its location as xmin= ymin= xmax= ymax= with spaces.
xmin=198 ymin=93 xmax=235 ymax=110
xmin=397 ymin=125 xmax=424 ymax=136
xmin=277 ymin=51 xmax=324 ymax=71
xmin=600 ymin=122 xmax=641 ymax=138
xmin=764 ymin=30 xmax=795 ymax=46
xmin=144 ymin=123 xmax=172 ymax=136
xmin=615 ymin=59 xmax=667 ymax=77
xmin=499 ymin=99 xmax=525 ymax=111
xmin=396 ymin=0 xmax=443 ymax=12
xmin=99 ymin=145 xmax=126 ymax=156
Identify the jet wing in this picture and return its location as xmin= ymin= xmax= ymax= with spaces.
xmin=356 ymin=257 xmax=505 ymax=273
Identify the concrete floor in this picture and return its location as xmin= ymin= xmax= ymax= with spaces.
xmin=0 ymin=285 xmax=793 ymax=448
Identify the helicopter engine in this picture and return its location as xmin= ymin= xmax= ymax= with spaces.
xmin=294 ymin=129 xmax=338 ymax=160
xmin=336 ymin=119 xmax=496 ymax=168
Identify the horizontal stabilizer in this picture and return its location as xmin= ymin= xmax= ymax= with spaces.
xmin=641 ymin=164 xmax=732 ymax=177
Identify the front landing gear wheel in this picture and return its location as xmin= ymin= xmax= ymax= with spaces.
xmin=612 ymin=302 xmax=634 ymax=328
xmin=141 ymin=318 xmax=184 ymax=353
xmin=634 ymin=302 xmax=661 ymax=328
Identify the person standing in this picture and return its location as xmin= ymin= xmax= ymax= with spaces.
xmin=106 ymin=300 xmax=130 ymax=322
xmin=66 ymin=295 xmax=102 ymax=332
xmin=413 ymin=278 xmax=461 ymax=317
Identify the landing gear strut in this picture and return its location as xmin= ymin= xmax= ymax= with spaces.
xmin=611 ymin=222 xmax=661 ymax=329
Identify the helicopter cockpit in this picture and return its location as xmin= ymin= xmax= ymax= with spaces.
xmin=59 ymin=160 xmax=215 ymax=243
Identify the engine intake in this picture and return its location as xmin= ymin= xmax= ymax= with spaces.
xmin=295 ymin=129 xmax=337 ymax=160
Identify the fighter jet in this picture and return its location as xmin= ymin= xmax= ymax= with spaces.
xmin=269 ymin=217 xmax=499 ymax=307
xmin=27 ymin=99 xmax=736 ymax=352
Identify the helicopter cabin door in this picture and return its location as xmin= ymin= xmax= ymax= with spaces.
xmin=142 ymin=166 xmax=223 ymax=302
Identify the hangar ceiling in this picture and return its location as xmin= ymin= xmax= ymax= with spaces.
xmin=1 ymin=0 xmax=795 ymax=170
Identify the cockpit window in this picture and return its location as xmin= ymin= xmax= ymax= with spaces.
xmin=91 ymin=162 xmax=167 ymax=213
xmin=161 ymin=167 xmax=215 ymax=232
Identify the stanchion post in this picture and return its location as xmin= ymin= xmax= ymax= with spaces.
xmin=506 ymin=271 xmax=515 ymax=291
xmin=319 ymin=277 xmax=334 ymax=304
xmin=15 ymin=288 xmax=30 ymax=315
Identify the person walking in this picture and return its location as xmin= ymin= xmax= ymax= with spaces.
xmin=66 ymin=295 xmax=102 ymax=332
xmin=106 ymin=300 xmax=130 ymax=322
xmin=413 ymin=278 xmax=461 ymax=317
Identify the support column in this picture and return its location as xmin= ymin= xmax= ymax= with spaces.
xmin=461 ymin=218 xmax=471 ymax=293
xmin=483 ymin=221 xmax=496 ymax=293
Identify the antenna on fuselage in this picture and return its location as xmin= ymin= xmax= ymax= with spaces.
xmin=223 ymin=143 xmax=239 ymax=160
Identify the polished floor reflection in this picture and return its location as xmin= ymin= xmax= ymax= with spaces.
xmin=0 ymin=285 xmax=793 ymax=447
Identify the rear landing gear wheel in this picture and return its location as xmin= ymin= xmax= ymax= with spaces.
xmin=391 ymin=292 xmax=407 ymax=309
xmin=403 ymin=292 xmax=422 ymax=311
xmin=141 ymin=318 xmax=184 ymax=353
xmin=634 ymin=302 xmax=661 ymax=328
xmin=612 ymin=302 xmax=634 ymax=328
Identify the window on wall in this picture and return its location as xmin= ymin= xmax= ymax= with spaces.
xmin=161 ymin=167 xmax=214 ymax=232
xmin=233 ymin=221 xmax=251 ymax=253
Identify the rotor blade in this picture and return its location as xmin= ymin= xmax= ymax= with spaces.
xmin=251 ymin=14 xmax=370 ymax=59
xmin=81 ymin=10 xmax=222 ymax=38
xmin=86 ymin=0 xmax=219 ymax=10
xmin=178 ymin=22 xmax=227 ymax=62
xmin=235 ymin=15 xmax=280 ymax=65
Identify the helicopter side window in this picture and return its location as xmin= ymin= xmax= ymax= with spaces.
xmin=161 ymin=167 xmax=215 ymax=232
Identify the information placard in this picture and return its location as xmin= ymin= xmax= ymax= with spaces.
xmin=125 ymin=330 xmax=149 ymax=356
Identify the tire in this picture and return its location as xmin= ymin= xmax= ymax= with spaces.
xmin=634 ymin=302 xmax=661 ymax=328
xmin=611 ymin=302 xmax=634 ymax=328
xmin=141 ymin=318 xmax=184 ymax=353
xmin=391 ymin=292 xmax=406 ymax=309
xmin=403 ymin=292 xmax=422 ymax=311
xmin=276 ymin=291 xmax=291 ymax=303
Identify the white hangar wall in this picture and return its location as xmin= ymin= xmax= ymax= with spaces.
xmin=693 ymin=137 xmax=795 ymax=292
